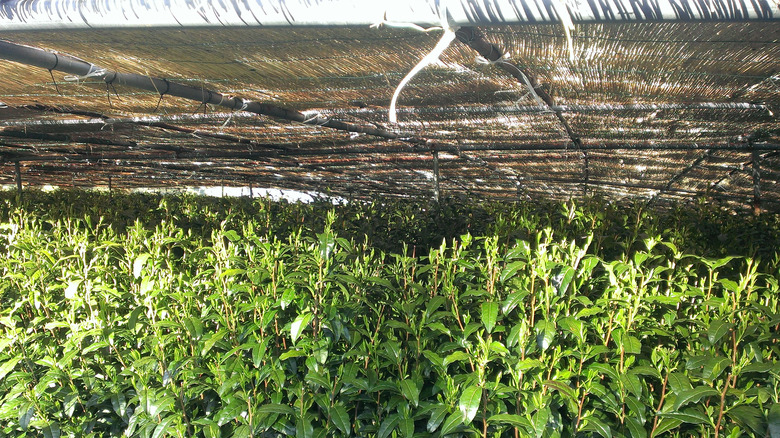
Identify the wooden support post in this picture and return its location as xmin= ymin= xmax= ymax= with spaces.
xmin=108 ymin=175 xmax=113 ymax=200
xmin=249 ymin=181 xmax=254 ymax=199
xmin=582 ymin=151 xmax=590 ymax=197
xmin=752 ymin=147 xmax=761 ymax=215
xmin=14 ymin=161 xmax=22 ymax=201
xmin=432 ymin=148 xmax=440 ymax=203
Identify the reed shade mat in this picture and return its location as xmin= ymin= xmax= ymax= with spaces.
xmin=0 ymin=20 xmax=778 ymax=211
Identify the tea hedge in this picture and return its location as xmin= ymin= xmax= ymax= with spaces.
xmin=0 ymin=190 xmax=779 ymax=437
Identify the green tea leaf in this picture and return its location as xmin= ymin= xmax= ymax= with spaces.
xmin=558 ymin=316 xmax=585 ymax=343
xmin=426 ymin=322 xmax=451 ymax=335
xmin=702 ymin=357 xmax=732 ymax=382
xmin=279 ymin=349 xmax=307 ymax=361
xmin=232 ymin=425 xmax=251 ymax=438
xmin=517 ymin=359 xmax=544 ymax=371
xmin=111 ymin=393 xmax=127 ymax=417
xmin=487 ymin=413 xmax=529 ymax=428
xmin=707 ymin=319 xmax=733 ymax=345
xmin=534 ymin=320 xmax=556 ymax=351
xmin=443 ymin=351 xmax=471 ymax=367
xmin=768 ymin=403 xmax=780 ymax=438
xmin=459 ymin=385 xmax=482 ymax=423
xmin=741 ymin=362 xmax=774 ymax=374
xmin=306 ymin=370 xmax=331 ymax=389
xmin=543 ymin=379 xmax=577 ymax=402
xmin=553 ymin=266 xmax=575 ymax=294
xmin=502 ymin=291 xmax=529 ymax=315
xmin=531 ymin=407 xmax=550 ymax=438
xmin=399 ymin=379 xmax=420 ymax=407
xmin=629 ymin=366 xmax=661 ymax=380
xmin=42 ymin=422 xmax=61 ymax=438
xmin=672 ymin=386 xmax=719 ymax=411
xmin=133 ymin=253 xmax=150 ymax=279
xmin=257 ymin=403 xmax=294 ymax=416
xmin=128 ymin=306 xmax=144 ymax=332
xmin=223 ymin=230 xmax=241 ymax=242
xmin=399 ymin=417 xmax=414 ymax=438
xmin=291 ymin=312 xmax=313 ymax=345
xmin=19 ymin=404 xmax=34 ymax=431
xmin=439 ymin=412 xmax=463 ymax=436
xmin=329 ymin=404 xmax=351 ymax=436
xmin=589 ymin=363 xmax=619 ymax=381
xmin=280 ymin=288 xmax=296 ymax=310
xmin=489 ymin=341 xmax=510 ymax=356
xmin=425 ymin=296 xmax=446 ymax=317
xmin=576 ymin=306 xmax=604 ymax=318
xmin=0 ymin=356 xmax=21 ymax=380
xmin=427 ymin=406 xmax=448 ymax=433
xmin=500 ymin=261 xmax=526 ymax=283
xmin=719 ymin=279 xmax=740 ymax=293
xmin=149 ymin=396 xmax=175 ymax=417
xmin=296 ymin=416 xmax=314 ymax=438
xmin=667 ymin=372 xmax=692 ymax=393
xmin=614 ymin=330 xmax=641 ymax=355
xmin=582 ymin=416 xmax=612 ymax=438
xmin=727 ymin=405 xmax=766 ymax=436
xmin=151 ymin=416 xmax=175 ymax=438
xmin=201 ymin=329 xmax=227 ymax=356
xmin=621 ymin=373 xmax=643 ymax=397
xmin=422 ymin=350 xmax=445 ymax=369
xmin=64 ymin=279 xmax=81 ymax=300
xmin=660 ymin=408 xmax=710 ymax=425
xmin=481 ymin=301 xmax=499 ymax=333
xmin=624 ymin=416 xmax=646 ymax=438
xmin=220 ymin=268 xmax=246 ymax=278
xmin=377 ymin=414 xmax=398 ymax=438
xmin=625 ymin=397 xmax=646 ymax=424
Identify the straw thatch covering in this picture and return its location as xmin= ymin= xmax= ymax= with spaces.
xmin=1 ymin=21 xmax=779 ymax=210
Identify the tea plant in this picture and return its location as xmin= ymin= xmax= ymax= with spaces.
xmin=0 ymin=189 xmax=779 ymax=437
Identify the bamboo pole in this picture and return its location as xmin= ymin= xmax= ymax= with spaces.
xmin=0 ymin=40 xmax=413 ymax=143
xmin=648 ymin=149 xmax=713 ymax=206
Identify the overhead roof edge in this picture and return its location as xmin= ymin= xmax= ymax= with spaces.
xmin=0 ymin=0 xmax=777 ymax=31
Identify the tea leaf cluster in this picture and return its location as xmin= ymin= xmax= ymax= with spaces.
xmin=1 ymin=190 xmax=779 ymax=437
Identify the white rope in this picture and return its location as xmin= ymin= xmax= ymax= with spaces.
xmin=302 ymin=111 xmax=330 ymax=126
xmin=63 ymin=65 xmax=107 ymax=83
xmin=477 ymin=55 xmax=546 ymax=108
xmin=220 ymin=99 xmax=250 ymax=129
xmin=377 ymin=2 xmax=458 ymax=124
xmin=551 ymin=0 xmax=576 ymax=62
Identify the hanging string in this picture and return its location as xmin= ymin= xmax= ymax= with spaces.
xmin=220 ymin=98 xmax=251 ymax=129
xmin=551 ymin=0 xmax=576 ymax=62
xmin=153 ymin=78 xmax=170 ymax=113
xmin=476 ymin=55 xmax=546 ymax=108
xmin=49 ymin=53 xmax=62 ymax=96
xmin=374 ymin=1 xmax=459 ymax=124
